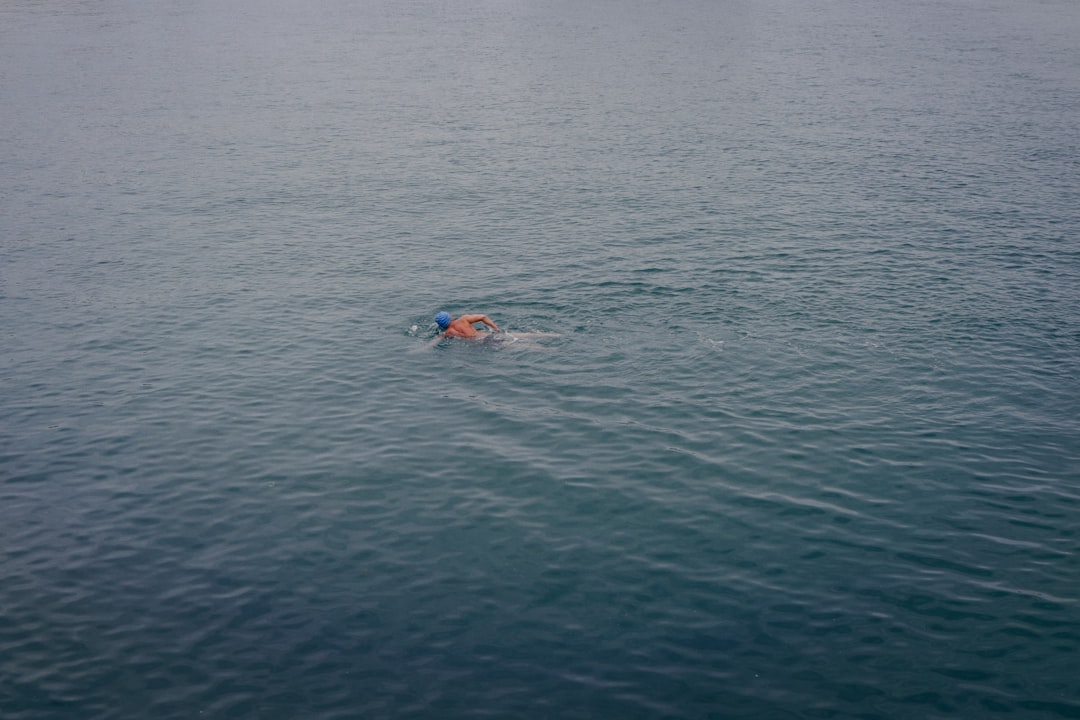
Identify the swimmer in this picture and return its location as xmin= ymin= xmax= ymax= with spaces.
xmin=409 ymin=311 xmax=558 ymax=352
xmin=435 ymin=311 xmax=500 ymax=339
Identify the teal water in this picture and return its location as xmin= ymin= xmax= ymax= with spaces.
xmin=3 ymin=1 xmax=1079 ymax=718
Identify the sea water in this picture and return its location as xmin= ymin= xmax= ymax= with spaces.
xmin=2 ymin=1 xmax=1079 ymax=718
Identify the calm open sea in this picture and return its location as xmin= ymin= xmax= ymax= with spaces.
xmin=3 ymin=0 xmax=1079 ymax=718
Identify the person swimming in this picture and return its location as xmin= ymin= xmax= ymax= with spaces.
xmin=407 ymin=311 xmax=559 ymax=353
xmin=435 ymin=311 xmax=501 ymax=339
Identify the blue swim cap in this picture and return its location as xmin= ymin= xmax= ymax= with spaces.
xmin=435 ymin=311 xmax=451 ymax=329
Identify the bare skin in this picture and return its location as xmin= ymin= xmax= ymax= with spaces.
xmin=442 ymin=314 xmax=500 ymax=339
xmin=409 ymin=312 xmax=558 ymax=353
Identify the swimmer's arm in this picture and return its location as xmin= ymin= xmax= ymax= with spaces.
xmin=407 ymin=334 xmax=446 ymax=354
xmin=462 ymin=314 xmax=500 ymax=332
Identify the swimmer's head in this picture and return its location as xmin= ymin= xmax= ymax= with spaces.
xmin=434 ymin=311 xmax=451 ymax=330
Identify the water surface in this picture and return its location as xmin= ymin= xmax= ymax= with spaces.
xmin=2 ymin=1 xmax=1079 ymax=718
